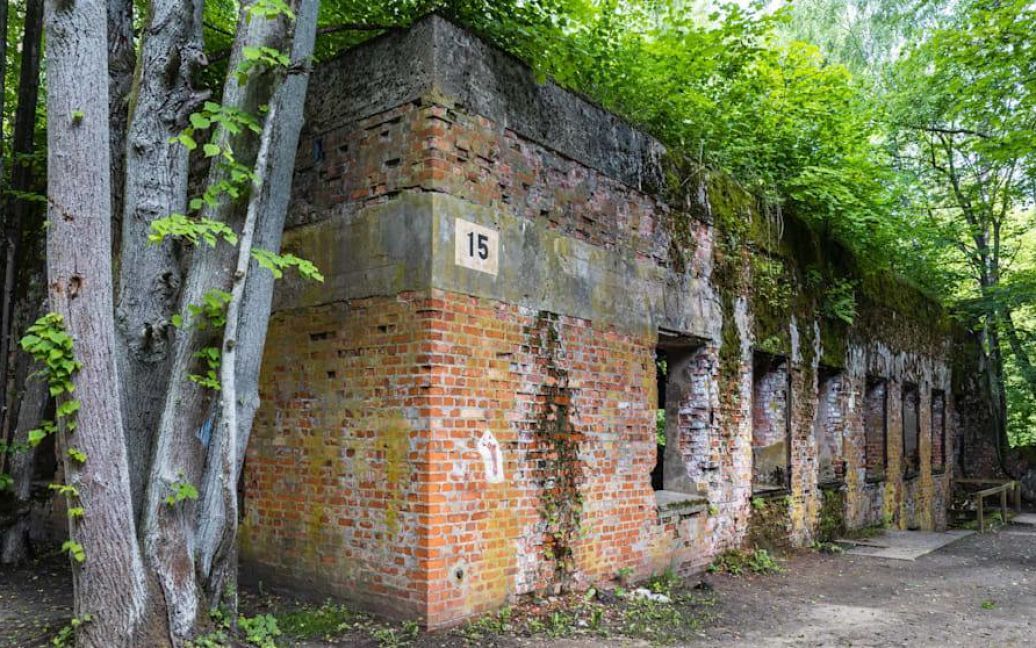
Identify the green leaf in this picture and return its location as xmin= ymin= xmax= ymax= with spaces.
xmin=165 ymin=475 xmax=200 ymax=506
xmin=251 ymin=248 xmax=325 ymax=283
xmin=62 ymin=540 xmax=86 ymax=563
xmin=49 ymin=483 xmax=79 ymax=498
xmin=67 ymin=447 xmax=87 ymax=463
xmin=190 ymin=113 xmax=212 ymax=130
xmin=176 ymin=132 xmax=198 ymax=151
xmin=27 ymin=428 xmax=47 ymax=447
xmin=57 ymin=399 xmax=81 ymax=419
xmin=203 ymin=143 xmax=221 ymax=157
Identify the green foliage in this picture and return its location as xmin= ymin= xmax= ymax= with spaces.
xmin=20 ymin=314 xmax=81 ymax=398
xmin=248 ymin=0 xmax=295 ymax=21
xmin=655 ymin=408 xmax=666 ymax=446
xmin=822 ymin=277 xmax=857 ymax=325
xmin=371 ymin=621 xmax=419 ymax=647
xmin=708 ymin=548 xmax=784 ymax=576
xmin=49 ymin=483 xmax=79 ymax=498
xmin=149 ymin=214 xmax=239 ymax=247
xmin=27 ymin=420 xmax=57 ymax=447
xmin=165 ymin=473 xmax=200 ymax=507
xmin=251 ymin=248 xmax=325 ymax=282
xmin=238 ymin=614 xmax=282 ymax=648
xmin=883 ymin=0 xmax=1036 ymax=443
xmin=62 ymin=539 xmax=86 ymax=563
xmin=647 ymin=568 xmax=681 ymax=597
xmin=615 ymin=566 xmax=634 ymax=585
xmin=51 ymin=614 xmax=93 ymax=647
xmin=188 ymin=347 xmax=222 ymax=391
xmin=183 ymin=289 xmax=233 ymax=330
xmin=238 ymin=46 xmax=292 ymax=83
xmin=276 ymin=601 xmax=364 ymax=639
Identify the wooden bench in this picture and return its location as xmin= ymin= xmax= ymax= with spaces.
xmin=956 ymin=478 xmax=1022 ymax=532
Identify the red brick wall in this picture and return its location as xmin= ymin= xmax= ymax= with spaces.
xmin=417 ymin=290 xmax=676 ymax=626
xmin=241 ymin=293 xmax=437 ymax=619
xmin=290 ymin=99 xmax=670 ymax=265
xmin=864 ymin=379 xmax=887 ymax=479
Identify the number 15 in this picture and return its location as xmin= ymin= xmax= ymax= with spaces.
xmin=467 ymin=232 xmax=489 ymax=260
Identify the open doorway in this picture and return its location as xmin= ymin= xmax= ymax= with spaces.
xmin=652 ymin=333 xmax=710 ymax=497
xmin=816 ymin=368 xmax=846 ymax=485
xmin=752 ymin=352 xmax=790 ymax=493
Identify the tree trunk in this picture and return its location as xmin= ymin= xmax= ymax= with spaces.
xmin=0 ymin=295 xmax=48 ymax=564
xmin=44 ymin=0 xmax=151 ymax=644
xmin=0 ymin=0 xmax=43 ymax=464
xmin=0 ymin=0 xmax=10 ymax=449
xmin=138 ymin=1 xmax=292 ymax=637
xmin=197 ymin=0 xmax=320 ymax=608
xmin=117 ymin=0 xmax=205 ymax=523
xmin=107 ymin=0 xmax=135 ymax=263
xmin=231 ymin=0 xmax=319 ymax=478
xmin=197 ymin=101 xmax=278 ymax=606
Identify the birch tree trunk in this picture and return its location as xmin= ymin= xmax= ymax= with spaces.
xmin=117 ymin=0 xmax=205 ymax=521
xmin=44 ymin=0 xmax=150 ymax=644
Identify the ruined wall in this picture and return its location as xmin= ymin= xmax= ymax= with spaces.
xmin=242 ymin=294 xmax=435 ymax=619
xmin=243 ymin=15 xmax=970 ymax=627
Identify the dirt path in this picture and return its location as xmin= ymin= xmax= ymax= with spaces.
xmin=0 ymin=555 xmax=72 ymax=647
xmin=701 ymin=526 xmax=1036 ymax=647
xmin=2 ymin=525 xmax=1033 ymax=647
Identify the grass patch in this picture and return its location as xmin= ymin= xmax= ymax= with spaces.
xmin=275 ymin=601 xmax=365 ymax=639
xmin=619 ymin=592 xmax=715 ymax=644
xmin=454 ymin=573 xmax=717 ymax=645
xmin=271 ymin=600 xmax=419 ymax=647
xmin=707 ymin=548 xmax=784 ymax=576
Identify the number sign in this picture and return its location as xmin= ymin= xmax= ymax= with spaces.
xmin=454 ymin=218 xmax=499 ymax=276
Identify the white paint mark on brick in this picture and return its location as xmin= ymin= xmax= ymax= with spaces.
xmin=477 ymin=430 xmax=505 ymax=483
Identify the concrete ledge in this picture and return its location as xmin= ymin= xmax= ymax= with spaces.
xmin=655 ymin=490 xmax=708 ymax=517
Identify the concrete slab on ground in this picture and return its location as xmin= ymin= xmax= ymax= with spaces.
xmin=1011 ymin=513 xmax=1036 ymax=526
xmin=840 ymin=529 xmax=974 ymax=561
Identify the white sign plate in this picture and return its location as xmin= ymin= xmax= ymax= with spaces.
xmin=454 ymin=218 xmax=499 ymax=276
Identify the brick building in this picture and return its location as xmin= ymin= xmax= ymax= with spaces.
xmin=240 ymin=16 xmax=969 ymax=628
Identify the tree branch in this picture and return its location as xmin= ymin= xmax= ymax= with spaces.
xmin=317 ymin=22 xmax=396 ymax=36
xmin=902 ymin=123 xmax=992 ymax=139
